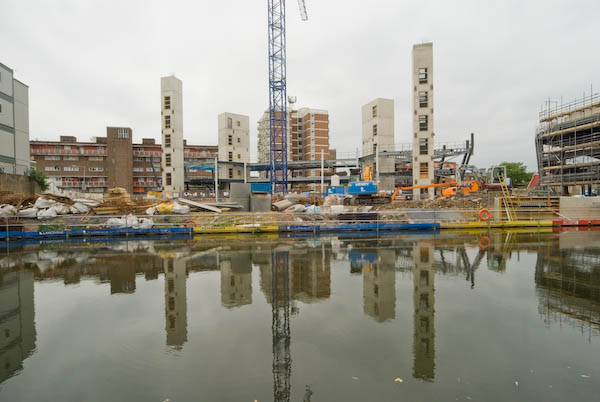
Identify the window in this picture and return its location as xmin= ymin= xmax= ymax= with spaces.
xmin=420 ymin=162 xmax=428 ymax=179
xmin=419 ymin=67 xmax=428 ymax=84
xmin=117 ymin=128 xmax=129 ymax=139
xmin=237 ymin=137 xmax=240 ymax=143
xmin=372 ymin=124 xmax=377 ymax=136
xmin=64 ymin=166 xmax=80 ymax=172
xmin=236 ymin=120 xmax=240 ymax=127
xmin=164 ymin=96 xmax=171 ymax=110
xmin=133 ymin=167 xmax=144 ymax=172
xmin=228 ymin=135 xmax=232 ymax=145
xmin=237 ymin=154 xmax=240 ymax=160
xmin=228 ymin=168 xmax=233 ymax=178
xmin=45 ymin=166 xmax=60 ymax=172
xmin=372 ymin=105 xmax=377 ymax=117
xmin=44 ymin=156 xmax=60 ymax=161
xmin=166 ymin=173 xmax=172 ymax=186
xmin=146 ymin=167 xmax=154 ymax=172
xmin=419 ymin=115 xmax=428 ymax=131
xmin=373 ymin=144 xmax=377 ymax=154
xmin=165 ymin=134 xmax=171 ymax=148
xmin=89 ymin=156 xmax=104 ymax=161
xmin=64 ymin=156 xmax=79 ymax=161
xmin=419 ymin=91 xmax=428 ymax=107
xmin=166 ymin=153 xmax=171 ymax=167
xmin=228 ymin=152 xmax=233 ymax=162
xmin=227 ymin=117 xmax=232 ymax=129
xmin=88 ymin=167 xmax=104 ymax=172
xmin=165 ymin=115 xmax=171 ymax=129
xmin=419 ymin=138 xmax=428 ymax=155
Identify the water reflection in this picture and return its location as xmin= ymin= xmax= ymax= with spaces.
xmin=0 ymin=271 xmax=36 ymax=383
xmin=413 ymin=243 xmax=435 ymax=381
xmin=0 ymin=231 xmax=599 ymax=396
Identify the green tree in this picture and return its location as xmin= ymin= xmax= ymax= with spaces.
xmin=28 ymin=168 xmax=49 ymax=191
xmin=499 ymin=162 xmax=533 ymax=187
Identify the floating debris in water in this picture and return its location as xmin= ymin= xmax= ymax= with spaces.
xmin=580 ymin=374 xmax=590 ymax=379
xmin=394 ymin=378 xmax=403 ymax=383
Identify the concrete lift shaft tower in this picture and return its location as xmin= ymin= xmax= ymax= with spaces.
xmin=267 ymin=0 xmax=308 ymax=194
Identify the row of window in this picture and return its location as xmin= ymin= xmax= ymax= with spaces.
xmin=43 ymin=155 xmax=105 ymax=161
xmin=133 ymin=167 xmax=157 ymax=172
xmin=228 ymin=152 xmax=242 ymax=162
xmin=45 ymin=166 xmax=105 ymax=172
xmin=117 ymin=128 xmax=129 ymax=139
xmin=226 ymin=117 xmax=242 ymax=129
xmin=228 ymin=168 xmax=242 ymax=178
xmin=227 ymin=135 xmax=242 ymax=145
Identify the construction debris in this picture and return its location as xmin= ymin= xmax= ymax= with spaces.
xmin=178 ymin=198 xmax=222 ymax=213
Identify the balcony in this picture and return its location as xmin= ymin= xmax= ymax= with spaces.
xmin=31 ymin=148 xmax=107 ymax=156
xmin=133 ymin=150 xmax=162 ymax=157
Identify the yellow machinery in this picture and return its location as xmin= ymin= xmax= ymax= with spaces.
xmin=391 ymin=180 xmax=479 ymax=201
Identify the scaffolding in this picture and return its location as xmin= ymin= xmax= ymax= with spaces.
xmin=535 ymin=91 xmax=600 ymax=195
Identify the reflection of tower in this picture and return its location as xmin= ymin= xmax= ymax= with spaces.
xmin=412 ymin=244 xmax=435 ymax=381
xmin=109 ymin=264 xmax=136 ymax=294
xmin=363 ymin=249 xmax=396 ymax=322
xmin=272 ymin=251 xmax=291 ymax=402
xmin=164 ymin=258 xmax=188 ymax=349
xmin=220 ymin=252 xmax=253 ymax=308
xmin=290 ymin=246 xmax=331 ymax=303
xmin=0 ymin=271 xmax=36 ymax=384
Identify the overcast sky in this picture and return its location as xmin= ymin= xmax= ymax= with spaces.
xmin=2 ymin=0 xmax=598 ymax=169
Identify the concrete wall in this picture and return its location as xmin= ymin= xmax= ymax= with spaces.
xmin=13 ymin=80 xmax=30 ymax=174
xmin=106 ymin=127 xmax=133 ymax=192
xmin=161 ymin=75 xmax=185 ymax=194
xmin=412 ymin=43 xmax=435 ymax=200
xmin=0 ymin=172 xmax=41 ymax=195
xmin=362 ymin=98 xmax=394 ymax=157
xmin=559 ymin=196 xmax=600 ymax=220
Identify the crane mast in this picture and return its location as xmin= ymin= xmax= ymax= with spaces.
xmin=267 ymin=0 xmax=308 ymax=194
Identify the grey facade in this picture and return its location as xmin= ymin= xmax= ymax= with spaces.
xmin=0 ymin=62 xmax=29 ymax=174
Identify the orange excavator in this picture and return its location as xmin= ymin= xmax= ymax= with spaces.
xmin=391 ymin=180 xmax=479 ymax=201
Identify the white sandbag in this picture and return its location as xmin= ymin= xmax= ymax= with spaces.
xmin=306 ymin=205 xmax=321 ymax=214
xmin=37 ymin=207 xmax=58 ymax=220
xmin=54 ymin=203 xmax=71 ymax=215
xmin=72 ymin=202 xmax=90 ymax=214
xmin=18 ymin=207 xmax=39 ymax=218
xmin=285 ymin=204 xmax=307 ymax=213
xmin=34 ymin=197 xmax=57 ymax=209
xmin=0 ymin=205 xmax=17 ymax=217
xmin=104 ymin=217 xmax=126 ymax=229
xmin=172 ymin=202 xmax=190 ymax=214
xmin=145 ymin=206 xmax=156 ymax=216
xmin=126 ymin=214 xmax=138 ymax=227
xmin=137 ymin=218 xmax=153 ymax=229
xmin=73 ymin=198 xmax=100 ymax=208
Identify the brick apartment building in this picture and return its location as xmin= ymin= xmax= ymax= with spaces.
xmin=30 ymin=127 xmax=216 ymax=195
xmin=257 ymin=107 xmax=335 ymax=190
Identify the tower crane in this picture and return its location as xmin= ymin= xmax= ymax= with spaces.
xmin=267 ymin=0 xmax=308 ymax=194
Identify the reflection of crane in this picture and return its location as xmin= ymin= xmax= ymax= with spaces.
xmin=267 ymin=0 xmax=308 ymax=193
xmin=272 ymin=251 xmax=291 ymax=402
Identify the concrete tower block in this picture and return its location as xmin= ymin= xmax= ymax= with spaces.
xmin=412 ymin=43 xmax=435 ymax=200
xmin=161 ymin=75 xmax=185 ymax=195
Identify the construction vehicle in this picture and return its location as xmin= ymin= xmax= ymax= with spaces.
xmin=391 ymin=180 xmax=479 ymax=201
xmin=343 ymin=181 xmax=392 ymax=205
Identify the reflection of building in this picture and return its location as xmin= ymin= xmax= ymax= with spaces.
xmin=363 ymin=249 xmax=396 ymax=322
xmin=0 ymin=271 xmax=36 ymax=383
xmin=164 ymin=259 xmax=188 ymax=348
xmin=412 ymin=244 xmax=435 ymax=380
xmin=535 ymin=244 xmax=600 ymax=337
xmin=220 ymin=252 xmax=253 ymax=308
xmin=109 ymin=264 xmax=136 ymax=294
xmin=290 ymin=247 xmax=331 ymax=303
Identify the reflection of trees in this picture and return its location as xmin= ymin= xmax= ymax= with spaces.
xmin=535 ymin=246 xmax=600 ymax=339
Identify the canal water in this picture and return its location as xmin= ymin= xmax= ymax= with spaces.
xmin=1 ymin=231 xmax=599 ymax=401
